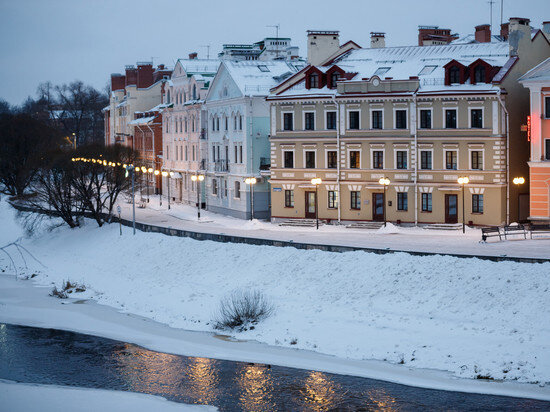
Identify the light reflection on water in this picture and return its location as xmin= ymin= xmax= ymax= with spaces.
xmin=0 ymin=324 xmax=547 ymax=412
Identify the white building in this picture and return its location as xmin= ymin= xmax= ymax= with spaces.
xmin=218 ymin=37 xmax=300 ymax=61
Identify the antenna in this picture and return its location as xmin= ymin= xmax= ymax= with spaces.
xmin=488 ymin=0 xmax=495 ymax=32
xmin=500 ymin=0 xmax=504 ymax=27
xmin=200 ymin=45 xmax=211 ymax=59
xmin=267 ymin=24 xmax=281 ymax=58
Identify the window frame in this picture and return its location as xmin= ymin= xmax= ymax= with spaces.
xmin=304 ymin=149 xmax=316 ymax=169
xmin=370 ymin=109 xmax=384 ymax=130
xmin=444 ymin=108 xmax=458 ymax=129
xmin=469 ymin=149 xmax=484 ymax=170
xmin=348 ymin=149 xmax=361 ymax=169
xmin=350 ymin=190 xmax=361 ymax=210
xmin=420 ymin=149 xmax=433 ymax=170
xmin=234 ymin=181 xmax=241 ymax=199
xmin=372 ymin=149 xmax=384 ymax=169
xmin=419 ymin=108 xmax=433 ymax=129
xmin=395 ymin=149 xmax=408 ymax=170
xmin=326 ymin=150 xmax=337 ymax=169
xmin=397 ymin=192 xmax=408 ymax=211
xmin=325 ymin=111 xmax=337 ymax=130
xmin=282 ymin=149 xmax=295 ymax=168
xmin=284 ymin=189 xmax=294 ymax=208
xmin=421 ymin=192 xmax=432 ymax=212
xmin=303 ymin=111 xmax=315 ymax=131
xmin=282 ymin=111 xmax=294 ymax=131
xmin=394 ymin=108 xmax=408 ymax=129
xmin=472 ymin=194 xmax=484 ymax=214
xmin=444 ymin=149 xmax=458 ymax=170
xmin=347 ymin=110 xmax=360 ymax=130
xmin=468 ymin=107 xmax=484 ymax=129
xmin=546 ymin=138 xmax=550 ymax=160
xmin=328 ymin=190 xmax=338 ymax=209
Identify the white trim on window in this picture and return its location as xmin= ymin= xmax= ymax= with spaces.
xmin=280 ymin=111 xmax=294 ymax=131
xmin=347 ymin=148 xmax=362 ymax=169
xmin=393 ymin=148 xmax=409 ymax=170
xmin=369 ymin=108 xmax=384 ymax=130
xmin=468 ymin=148 xmax=485 ymax=170
xmin=419 ymin=149 xmax=434 ymax=170
xmin=370 ymin=148 xmax=385 ymax=169
xmin=325 ymin=148 xmax=338 ymax=169
xmin=442 ymin=107 xmax=459 ymax=129
xmin=302 ymin=110 xmax=316 ymax=131
xmin=324 ymin=110 xmax=337 ymax=130
xmin=281 ymin=148 xmax=295 ymax=168
xmin=346 ymin=109 xmax=361 ymax=130
xmin=393 ymin=107 xmax=408 ymax=129
xmin=303 ymin=149 xmax=317 ymax=168
xmin=418 ymin=107 xmax=433 ymax=129
xmin=468 ymin=106 xmax=484 ymax=129
xmin=443 ymin=149 xmax=459 ymax=170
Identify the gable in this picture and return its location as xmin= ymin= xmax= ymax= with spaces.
xmin=205 ymin=63 xmax=243 ymax=103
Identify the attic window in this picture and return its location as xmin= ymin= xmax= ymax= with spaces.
xmin=419 ymin=65 xmax=437 ymax=75
xmin=373 ymin=67 xmax=391 ymax=77
xmin=258 ymin=65 xmax=270 ymax=72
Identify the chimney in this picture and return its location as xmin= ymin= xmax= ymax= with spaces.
xmin=370 ymin=32 xmax=385 ymax=48
xmin=125 ymin=65 xmax=137 ymax=86
xmin=543 ymin=21 xmax=550 ymax=35
xmin=189 ymin=52 xmax=198 ymax=60
xmin=475 ymin=24 xmax=491 ymax=43
xmin=137 ymin=62 xmax=154 ymax=88
xmin=110 ymin=73 xmax=126 ymax=92
xmin=306 ymin=30 xmax=340 ymax=65
xmin=500 ymin=22 xmax=509 ymax=40
xmin=509 ymin=17 xmax=531 ymax=56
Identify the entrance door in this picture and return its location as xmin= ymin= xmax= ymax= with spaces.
xmin=305 ymin=191 xmax=316 ymax=219
xmin=372 ymin=193 xmax=384 ymax=221
xmin=445 ymin=194 xmax=458 ymax=224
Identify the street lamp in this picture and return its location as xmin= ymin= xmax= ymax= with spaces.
xmin=154 ymin=170 xmax=161 ymax=206
xmin=513 ymin=177 xmax=525 ymax=223
xmin=378 ymin=177 xmax=390 ymax=227
xmin=147 ymin=167 xmax=153 ymax=202
xmin=245 ymin=177 xmax=257 ymax=220
xmin=311 ymin=178 xmax=322 ymax=229
xmin=124 ymin=165 xmax=136 ymax=235
xmin=457 ymin=176 xmax=470 ymax=234
xmin=191 ymin=174 xmax=205 ymax=219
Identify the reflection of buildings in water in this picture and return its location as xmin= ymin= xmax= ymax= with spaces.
xmin=299 ymin=371 xmax=344 ymax=411
xmin=367 ymin=388 xmax=398 ymax=411
xmin=182 ymin=357 xmax=220 ymax=405
xmin=237 ymin=363 xmax=276 ymax=412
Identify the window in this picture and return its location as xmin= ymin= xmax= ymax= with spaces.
xmin=449 ymin=66 xmax=460 ymax=84
xmin=239 ymin=115 xmax=243 ymax=130
xmin=373 ymin=150 xmax=384 ymax=169
xmin=472 ymin=194 xmax=484 ymax=213
xmin=445 ymin=150 xmax=457 ymax=170
xmin=239 ymin=145 xmax=243 ymax=163
xmin=420 ymin=150 xmax=432 ymax=170
xmin=305 ymin=151 xmax=316 ymax=168
xmin=420 ymin=109 xmax=432 ymax=129
xmin=225 ymin=116 xmax=228 ymax=131
xmin=349 ymin=150 xmax=360 ymax=169
xmin=310 ymin=73 xmax=319 ymax=88
xmin=421 ymin=193 xmax=432 ymax=212
xmin=350 ymin=191 xmax=361 ymax=210
xmin=283 ymin=151 xmax=294 ymax=168
xmin=192 ymin=85 xmax=197 ymax=100
xmin=473 ymin=65 xmax=486 ymax=83
xmin=234 ymin=116 xmax=237 ymax=130
xmin=223 ymin=179 xmax=228 ymax=197
xmin=216 ymin=117 xmax=220 ymax=131
xmin=283 ymin=113 xmax=293 ymax=131
xmin=328 ymin=191 xmax=338 ymax=209
xmin=258 ymin=65 xmax=269 ymax=72
xmin=185 ymin=146 xmax=188 ymax=161
xmin=546 ymin=139 xmax=550 ymax=160
xmin=212 ymin=117 xmax=215 ymax=131
xmin=192 ymin=145 xmax=196 ymax=161
xmin=349 ymin=111 xmax=359 ymax=129
xmin=212 ymin=179 xmax=218 ymax=195
xmin=284 ymin=190 xmax=294 ymax=207
xmin=470 ymin=109 xmax=483 ymax=128
xmin=373 ymin=67 xmax=390 ymax=77
xmin=396 ymin=151 xmax=407 ymax=169
xmin=397 ymin=192 xmax=408 ymax=211
xmin=304 ymin=112 xmax=315 ymax=130
xmin=371 ymin=110 xmax=383 ymax=129
xmin=544 ymin=96 xmax=550 ymax=119
xmin=235 ymin=181 xmax=241 ymax=198
xmin=395 ymin=110 xmax=407 ymax=129
xmin=330 ymin=72 xmax=339 ymax=88
xmin=419 ymin=65 xmax=437 ymax=75
xmin=234 ymin=145 xmax=238 ymax=163
xmin=471 ymin=150 xmax=483 ymax=170
xmin=326 ymin=111 xmax=337 ymax=130
xmin=327 ymin=151 xmax=337 ymax=168
xmin=445 ymin=109 xmax=457 ymax=129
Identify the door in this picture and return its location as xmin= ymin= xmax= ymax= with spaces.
xmin=305 ymin=191 xmax=316 ymax=219
xmin=373 ymin=193 xmax=384 ymax=221
xmin=445 ymin=194 xmax=458 ymax=224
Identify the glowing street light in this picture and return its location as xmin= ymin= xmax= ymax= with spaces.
xmin=245 ymin=177 xmax=257 ymax=220
xmin=513 ymin=176 xmax=525 ymax=223
xmin=191 ymin=174 xmax=205 ymax=219
xmin=457 ymin=176 xmax=469 ymax=233
xmin=311 ymin=178 xmax=322 ymax=229
xmin=378 ymin=177 xmax=390 ymax=227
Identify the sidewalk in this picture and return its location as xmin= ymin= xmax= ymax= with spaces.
xmin=115 ymin=196 xmax=550 ymax=261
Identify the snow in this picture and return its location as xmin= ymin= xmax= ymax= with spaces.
xmin=376 ymin=222 xmax=400 ymax=234
xmin=0 ymin=380 xmax=216 ymax=412
xmin=1 ymin=198 xmax=549 ymax=392
xmin=128 ymin=115 xmax=156 ymax=125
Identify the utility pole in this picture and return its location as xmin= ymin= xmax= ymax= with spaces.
xmin=200 ymin=45 xmax=211 ymax=59
xmin=488 ymin=0 xmax=495 ymax=32
xmin=500 ymin=0 xmax=504 ymax=27
xmin=267 ymin=24 xmax=280 ymax=59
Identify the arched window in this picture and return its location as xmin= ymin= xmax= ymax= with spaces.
xmin=166 ymin=89 xmax=171 ymax=103
xmin=225 ymin=116 xmax=228 ymax=131
xmin=191 ymin=116 xmax=195 ymax=132
xmin=474 ymin=65 xmax=486 ymax=83
xmin=192 ymin=85 xmax=197 ymax=100
xmin=309 ymin=73 xmax=319 ymax=88
xmin=234 ymin=181 xmax=241 ymax=199
xmin=216 ymin=116 xmax=220 ymax=131
xmin=184 ymin=118 xmax=188 ymax=133
xmin=331 ymin=72 xmax=339 ymax=88
xmin=449 ymin=66 xmax=460 ymax=84
xmin=212 ymin=117 xmax=215 ymax=131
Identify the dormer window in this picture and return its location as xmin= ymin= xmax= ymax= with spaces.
xmin=474 ymin=65 xmax=486 ymax=83
xmin=449 ymin=66 xmax=460 ymax=84
xmin=331 ymin=72 xmax=339 ymax=88
xmin=310 ymin=73 xmax=319 ymax=88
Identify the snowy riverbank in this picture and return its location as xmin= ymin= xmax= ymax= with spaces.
xmin=1 ymin=199 xmax=549 ymax=389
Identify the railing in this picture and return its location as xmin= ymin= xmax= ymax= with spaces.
xmin=259 ymin=157 xmax=270 ymax=171
xmin=214 ymin=159 xmax=228 ymax=172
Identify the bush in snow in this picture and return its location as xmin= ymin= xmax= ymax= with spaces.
xmin=213 ymin=290 xmax=274 ymax=331
xmin=50 ymin=280 xmax=86 ymax=299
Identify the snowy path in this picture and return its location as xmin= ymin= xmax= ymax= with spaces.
xmin=115 ymin=198 xmax=550 ymax=260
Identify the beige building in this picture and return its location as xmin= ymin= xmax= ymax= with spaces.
xmin=267 ymin=21 xmax=550 ymax=227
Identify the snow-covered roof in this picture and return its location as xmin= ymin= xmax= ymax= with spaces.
xmin=451 ymin=34 xmax=506 ymax=45
xmin=518 ymin=57 xmax=550 ymax=83
xmin=176 ymin=58 xmax=220 ymax=75
xmin=223 ymin=60 xmax=306 ymax=96
xmin=128 ymin=115 xmax=156 ymax=125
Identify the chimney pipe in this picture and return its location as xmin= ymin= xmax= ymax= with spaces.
xmin=475 ymin=24 xmax=491 ymax=43
xmin=500 ymin=22 xmax=509 ymax=40
xmin=370 ymin=32 xmax=385 ymax=49
xmin=189 ymin=52 xmax=198 ymax=60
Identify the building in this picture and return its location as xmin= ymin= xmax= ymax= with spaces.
xmin=418 ymin=26 xmax=458 ymax=46
xmin=204 ymin=59 xmax=305 ymax=219
xmin=267 ymin=19 xmax=550 ymax=227
xmin=219 ymin=37 xmax=300 ymax=61
xmin=161 ymin=56 xmax=219 ymax=206
xmin=104 ymin=62 xmax=172 ymax=147
xmin=519 ymin=53 xmax=550 ymax=223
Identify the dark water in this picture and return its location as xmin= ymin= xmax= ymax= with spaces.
xmin=0 ymin=324 xmax=548 ymax=411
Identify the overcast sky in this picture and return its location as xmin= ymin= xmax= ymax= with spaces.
xmin=1 ymin=0 xmax=548 ymax=105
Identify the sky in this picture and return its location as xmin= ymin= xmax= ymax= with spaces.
xmin=0 ymin=0 xmax=548 ymax=106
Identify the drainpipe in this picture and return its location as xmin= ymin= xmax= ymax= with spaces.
xmin=413 ymin=90 xmax=418 ymax=226
xmin=497 ymin=90 xmax=510 ymax=225
xmin=147 ymin=120 xmax=157 ymax=194
xmin=332 ymin=95 xmax=341 ymax=223
xmin=248 ymin=98 xmax=254 ymax=219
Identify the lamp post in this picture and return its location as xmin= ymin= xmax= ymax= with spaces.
xmin=147 ymin=167 xmax=153 ymax=203
xmin=513 ymin=176 xmax=525 ymax=223
xmin=378 ymin=177 xmax=390 ymax=227
xmin=191 ymin=174 xmax=205 ymax=219
xmin=311 ymin=178 xmax=322 ymax=229
xmin=124 ymin=165 xmax=136 ymax=235
xmin=245 ymin=177 xmax=257 ymax=220
xmin=458 ymin=176 xmax=470 ymax=234
xmin=154 ymin=170 xmax=161 ymax=206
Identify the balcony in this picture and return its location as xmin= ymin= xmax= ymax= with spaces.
xmin=259 ymin=157 xmax=270 ymax=171
xmin=214 ymin=159 xmax=228 ymax=173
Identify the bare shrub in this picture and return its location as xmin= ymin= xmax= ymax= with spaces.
xmin=213 ymin=290 xmax=274 ymax=331
xmin=50 ymin=285 xmax=67 ymax=299
xmin=49 ymin=280 xmax=86 ymax=299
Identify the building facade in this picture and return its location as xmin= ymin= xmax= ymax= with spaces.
xmin=267 ymin=19 xmax=550 ymax=227
xmin=219 ymin=37 xmax=300 ymax=61
xmin=519 ymin=54 xmax=550 ymax=223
